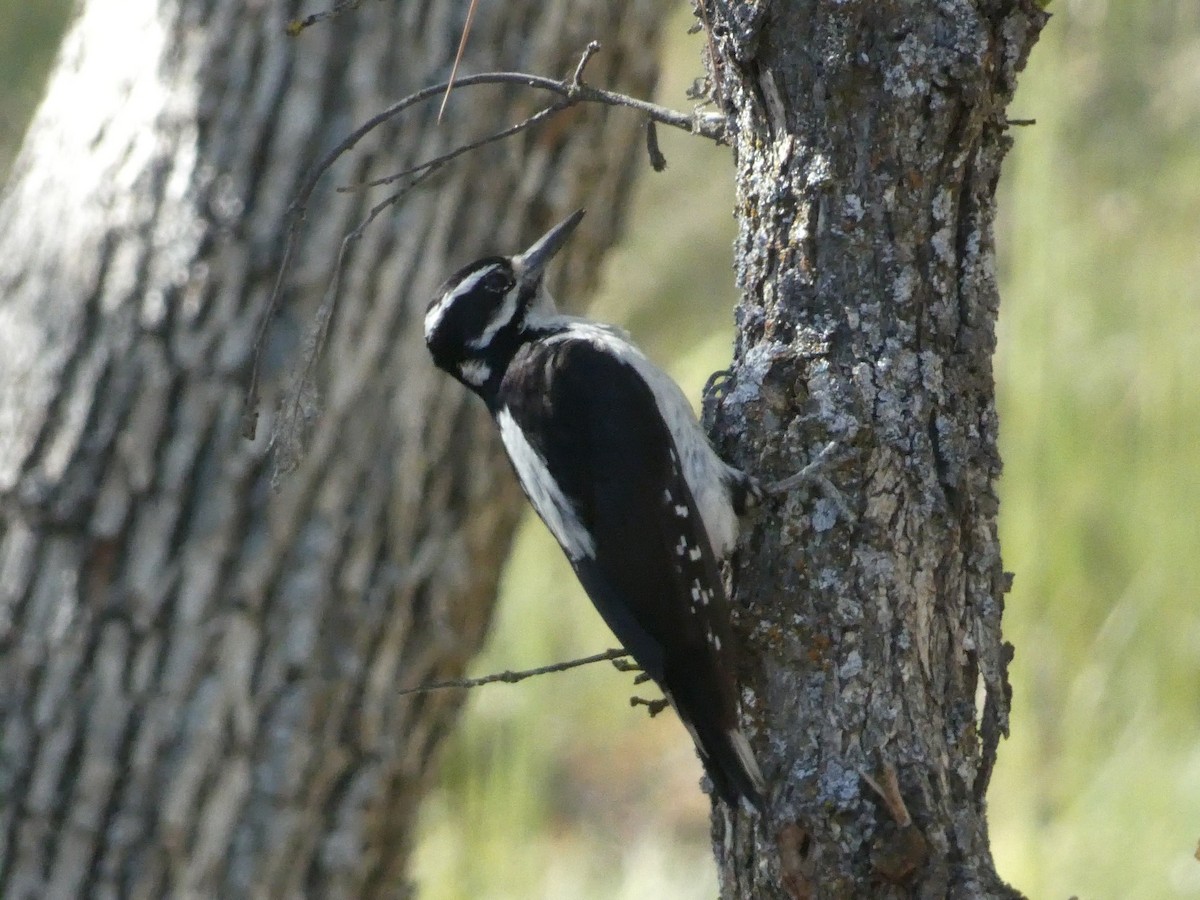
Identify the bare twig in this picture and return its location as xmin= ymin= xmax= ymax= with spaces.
xmin=243 ymin=43 xmax=726 ymax=441
xmin=860 ymin=762 xmax=912 ymax=827
xmin=341 ymin=103 xmax=566 ymax=193
xmin=271 ymin=165 xmax=444 ymax=480
xmin=294 ymin=46 xmax=723 ymax=223
xmin=572 ymin=40 xmax=602 ymax=86
xmin=395 ymin=648 xmax=629 ymax=696
xmin=437 ymin=0 xmax=480 ymax=122
xmin=646 ymin=119 xmax=667 ymax=172
xmin=630 ymin=696 xmax=670 ymax=717
xmin=286 ymin=0 xmax=362 ymax=35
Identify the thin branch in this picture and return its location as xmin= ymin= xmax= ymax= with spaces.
xmin=242 ymin=225 xmax=298 ymax=438
xmin=243 ymin=43 xmax=727 ymax=440
xmin=437 ymin=0 xmax=480 ymax=122
xmin=271 ymin=164 xmax=443 ymax=479
xmin=286 ymin=0 xmax=363 ymax=35
xmin=645 ymin=119 xmax=667 ymax=172
xmin=572 ymin=40 xmax=603 ymax=85
xmin=293 ymin=45 xmax=722 ymax=224
xmin=395 ymin=648 xmax=630 ymax=696
xmin=340 ymin=103 xmax=567 ymax=193
xmin=630 ymin=696 xmax=670 ymax=717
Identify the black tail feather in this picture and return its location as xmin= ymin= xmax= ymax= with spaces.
xmin=695 ymin=721 xmax=766 ymax=813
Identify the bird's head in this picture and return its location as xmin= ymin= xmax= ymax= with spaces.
xmin=424 ymin=209 xmax=585 ymax=397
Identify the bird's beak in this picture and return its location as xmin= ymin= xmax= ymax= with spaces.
xmin=513 ymin=208 xmax=585 ymax=286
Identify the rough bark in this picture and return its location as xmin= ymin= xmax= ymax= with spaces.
xmin=703 ymin=2 xmax=1047 ymax=896
xmin=0 ymin=0 xmax=667 ymax=896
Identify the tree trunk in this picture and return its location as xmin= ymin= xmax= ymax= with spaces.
xmin=704 ymin=2 xmax=1046 ymax=896
xmin=0 ymin=0 xmax=667 ymax=895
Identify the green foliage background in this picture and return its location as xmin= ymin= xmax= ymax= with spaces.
xmin=3 ymin=2 xmax=1196 ymax=897
xmin=0 ymin=0 xmax=70 ymax=174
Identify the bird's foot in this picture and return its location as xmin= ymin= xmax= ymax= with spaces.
xmin=701 ymin=368 xmax=734 ymax=428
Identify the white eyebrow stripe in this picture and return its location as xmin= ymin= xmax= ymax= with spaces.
xmin=424 ymin=264 xmax=501 ymax=340
xmin=467 ymin=289 xmax=519 ymax=349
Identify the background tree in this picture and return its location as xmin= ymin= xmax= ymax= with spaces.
xmin=0 ymin=0 xmax=670 ymax=895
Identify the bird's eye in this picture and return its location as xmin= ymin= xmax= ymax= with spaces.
xmin=483 ymin=270 xmax=511 ymax=292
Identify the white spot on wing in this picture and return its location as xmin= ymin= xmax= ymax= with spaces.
xmin=498 ymin=408 xmax=595 ymax=560
xmin=688 ymin=547 xmax=702 ymax=561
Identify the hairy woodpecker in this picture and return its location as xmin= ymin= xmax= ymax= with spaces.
xmin=424 ymin=210 xmax=766 ymax=812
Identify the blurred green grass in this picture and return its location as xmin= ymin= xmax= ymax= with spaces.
xmin=3 ymin=2 xmax=1197 ymax=897
xmin=991 ymin=5 xmax=1200 ymax=898
xmin=0 ymin=0 xmax=71 ymax=175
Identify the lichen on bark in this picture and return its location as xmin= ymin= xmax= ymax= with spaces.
xmin=703 ymin=1 xmax=1048 ymax=896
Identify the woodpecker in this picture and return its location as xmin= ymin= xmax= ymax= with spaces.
xmin=424 ymin=209 xmax=766 ymax=812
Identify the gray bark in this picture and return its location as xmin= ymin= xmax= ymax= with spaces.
xmin=0 ymin=0 xmax=667 ymax=896
xmin=703 ymin=2 xmax=1047 ymax=897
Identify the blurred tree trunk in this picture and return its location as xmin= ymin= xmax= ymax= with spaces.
xmin=0 ymin=0 xmax=666 ymax=895
xmin=705 ymin=2 xmax=1047 ymax=897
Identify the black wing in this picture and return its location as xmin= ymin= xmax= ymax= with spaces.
xmin=498 ymin=336 xmax=762 ymax=809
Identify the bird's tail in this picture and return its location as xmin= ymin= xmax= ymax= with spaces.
xmin=699 ymin=721 xmax=766 ymax=813
xmin=671 ymin=700 xmax=765 ymax=813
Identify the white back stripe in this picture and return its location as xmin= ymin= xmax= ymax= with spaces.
xmin=497 ymin=408 xmax=596 ymax=560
